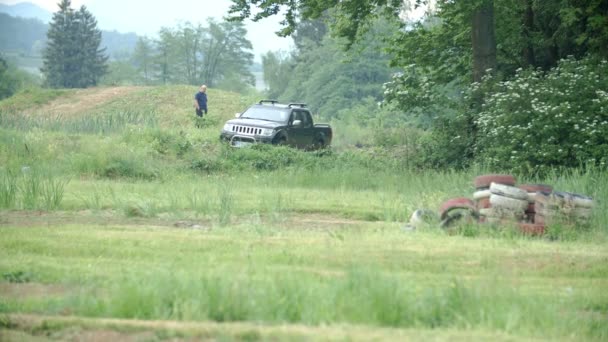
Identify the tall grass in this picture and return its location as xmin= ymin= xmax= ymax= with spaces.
xmin=0 ymin=110 xmax=158 ymax=134
xmin=29 ymin=267 xmax=602 ymax=340
xmin=0 ymin=168 xmax=68 ymax=210
xmin=217 ymin=182 xmax=234 ymax=226
xmin=0 ymin=171 xmax=18 ymax=208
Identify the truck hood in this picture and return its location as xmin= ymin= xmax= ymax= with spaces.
xmin=226 ymin=118 xmax=285 ymax=129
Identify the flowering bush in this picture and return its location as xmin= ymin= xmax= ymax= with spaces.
xmin=473 ymin=57 xmax=608 ymax=174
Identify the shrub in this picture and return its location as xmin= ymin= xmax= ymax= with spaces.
xmin=473 ymin=57 xmax=608 ymax=174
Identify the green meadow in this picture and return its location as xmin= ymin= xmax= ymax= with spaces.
xmin=1 ymin=86 xmax=607 ymax=341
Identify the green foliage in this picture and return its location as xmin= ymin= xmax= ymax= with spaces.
xmin=140 ymin=20 xmax=254 ymax=90
xmin=474 ymin=57 xmax=608 ymax=174
xmin=41 ymin=0 xmax=108 ymax=88
xmin=267 ymin=17 xmax=397 ymax=119
xmin=0 ymin=56 xmax=39 ymax=100
xmin=131 ymin=36 xmax=154 ymax=84
xmin=0 ymin=56 xmax=18 ymax=100
xmin=261 ymin=51 xmax=293 ymax=99
xmin=100 ymin=61 xmax=139 ymax=86
xmin=0 ymin=87 xmax=67 ymax=113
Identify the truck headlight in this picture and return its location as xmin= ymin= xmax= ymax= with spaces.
xmin=260 ymin=128 xmax=274 ymax=136
xmin=223 ymin=123 xmax=233 ymax=132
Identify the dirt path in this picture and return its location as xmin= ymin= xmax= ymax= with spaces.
xmin=25 ymin=86 xmax=141 ymax=118
xmin=0 ymin=210 xmax=383 ymax=231
xmin=1 ymin=314 xmax=519 ymax=342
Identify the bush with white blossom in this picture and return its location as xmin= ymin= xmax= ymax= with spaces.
xmin=473 ymin=57 xmax=608 ymax=173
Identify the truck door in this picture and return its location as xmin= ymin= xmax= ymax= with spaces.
xmin=288 ymin=110 xmax=314 ymax=148
xmin=299 ymin=111 xmax=315 ymax=147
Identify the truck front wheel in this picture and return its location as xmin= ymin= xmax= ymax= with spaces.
xmin=274 ymin=136 xmax=287 ymax=146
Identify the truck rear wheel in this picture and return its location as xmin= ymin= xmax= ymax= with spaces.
xmin=314 ymin=137 xmax=326 ymax=150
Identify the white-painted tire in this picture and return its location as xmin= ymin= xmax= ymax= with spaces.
xmin=526 ymin=192 xmax=537 ymax=203
xmin=490 ymin=194 xmax=528 ymax=211
xmin=536 ymin=207 xmax=560 ymax=218
xmin=490 ymin=182 xmax=529 ymax=200
xmin=573 ymin=195 xmax=594 ymax=208
xmin=479 ymin=207 xmax=524 ymax=220
xmin=573 ymin=207 xmax=593 ymax=219
xmin=473 ymin=190 xmax=491 ymax=200
xmin=409 ymin=209 xmax=439 ymax=227
xmin=535 ymin=192 xmax=561 ymax=209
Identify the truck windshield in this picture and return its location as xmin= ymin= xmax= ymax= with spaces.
xmin=241 ymin=107 xmax=288 ymax=122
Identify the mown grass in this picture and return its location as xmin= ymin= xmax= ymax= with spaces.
xmin=1 ymin=85 xmax=607 ymax=340
xmin=0 ymin=224 xmax=607 ymax=340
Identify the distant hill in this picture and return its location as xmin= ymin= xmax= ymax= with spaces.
xmin=0 ymin=12 xmax=47 ymax=53
xmin=0 ymin=12 xmax=139 ymax=60
xmin=0 ymin=2 xmax=52 ymax=22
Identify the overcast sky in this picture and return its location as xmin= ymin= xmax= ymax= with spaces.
xmin=2 ymin=0 xmax=294 ymax=60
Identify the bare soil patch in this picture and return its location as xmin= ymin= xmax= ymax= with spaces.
xmin=0 ymin=282 xmax=69 ymax=299
xmin=0 ymin=210 xmax=379 ymax=231
xmin=4 ymin=314 xmax=521 ymax=342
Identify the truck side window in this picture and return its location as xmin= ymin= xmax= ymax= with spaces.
xmin=302 ymin=112 xmax=312 ymax=128
xmin=292 ymin=111 xmax=304 ymax=126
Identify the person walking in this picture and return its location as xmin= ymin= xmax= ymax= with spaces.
xmin=194 ymin=85 xmax=208 ymax=118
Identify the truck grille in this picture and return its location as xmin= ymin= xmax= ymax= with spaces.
xmin=232 ymin=125 xmax=262 ymax=136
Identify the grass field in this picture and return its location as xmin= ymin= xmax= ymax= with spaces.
xmin=1 ymin=86 xmax=607 ymax=341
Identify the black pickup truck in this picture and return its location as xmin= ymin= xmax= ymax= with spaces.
xmin=220 ymin=100 xmax=333 ymax=149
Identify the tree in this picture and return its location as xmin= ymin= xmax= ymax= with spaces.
xmin=262 ymin=51 xmax=293 ymax=98
xmin=132 ymin=37 xmax=154 ymax=84
xmin=0 ymin=56 xmax=17 ymax=100
xmin=200 ymin=19 xmax=254 ymax=87
xmin=471 ymin=1 xmax=496 ymax=82
xmin=74 ymin=6 xmax=108 ymax=87
xmin=266 ymin=17 xmax=397 ymax=117
xmin=229 ymin=0 xmax=497 ymax=82
xmin=41 ymin=0 xmax=108 ymax=88
xmin=0 ymin=55 xmax=39 ymax=100
xmin=154 ymin=27 xmax=175 ymax=85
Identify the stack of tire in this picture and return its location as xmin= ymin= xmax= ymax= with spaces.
xmin=517 ymin=184 xmax=553 ymax=223
xmin=473 ymin=174 xmax=546 ymax=235
xmin=534 ymin=191 xmax=594 ymax=226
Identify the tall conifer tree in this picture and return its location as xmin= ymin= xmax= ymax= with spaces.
xmin=41 ymin=0 xmax=107 ymax=88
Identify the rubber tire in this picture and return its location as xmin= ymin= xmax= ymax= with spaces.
xmin=573 ymin=207 xmax=593 ymax=219
xmin=518 ymin=223 xmax=546 ymax=236
xmin=518 ymin=184 xmax=553 ymax=193
xmin=490 ymin=182 xmax=528 ymax=200
xmin=535 ymin=192 xmax=560 ymax=209
xmin=476 ymin=197 xmax=491 ymax=209
xmin=409 ymin=209 xmax=439 ymax=227
xmin=525 ymin=202 xmax=535 ymax=214
xmin=479 ymin=207 xmax=524 ymax=220
xmin=536 ymin=207 xmax=560 ymax=217
xmin=474 ymin=174 xmax=516 ymax=188
xmin=552 ymin=191 xmax=594 ymax=208
xmin=473 ymin=190 xmax=491 ymax=200
xmin=439 ymin=198 xmax=477 ymax=220
xmin=490 ymin=194 xmax=528 ymax=211
xmin=313 ymin=137 xmax=326 ymax=150
xmin=534 ymin=214 xmax=546 ymax=225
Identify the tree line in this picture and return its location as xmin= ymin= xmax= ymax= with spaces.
xmin=128 ymin=20 xmax=254 ymax=90
xmin=6 ymin=0 xmax=255 ymax=92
